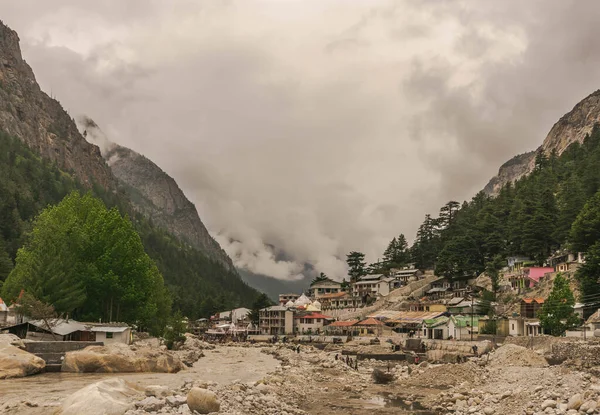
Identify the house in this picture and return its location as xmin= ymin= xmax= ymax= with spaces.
xmin=390 ymin=268 xmax=422 ymax=284
xmin=259 ymin=306 xmax=294 ymax=335
xmin=309 ymin=281 xmax=342 ymax=300
xmin=353 ymin=317 xmax=385 ymax=336
xmin=325 ymin=320 xmax=358 ymax=336
xmin=507 ymin=256 xmax=532 ymax=269
xmin=509 ymin=268 xmax=554 ymax=292
xmin=294 ymin=312 xmax=333 ymax=334
xmin=520 ymin=298 xmax=544 ymax=318
xmin=447 ymin=299 xmax=484 ymax=315
xmin=371 ymin=310 xmax=444 ymax=335
xmin=450 ymin=279 xmax=473 ymax=298
xmin=548 ymin=250 xmax=585 ymax=273
xmin=448 ymin=315 xmax=479 ymax=340
xmin=89 ymin=323 xmax=132 ymax=344
xmin=405 ymin=302 xmax=447 ymax=313
xmin=423 ymin=316 xmax=450 ymax=339
xmin=319 ymin=292 xmax=361 ymax=309
xmin=24 ymin=319 xmax=94 ymax=341
xmin=230 ymin=308 xmax=251 ymax=325
xmin=279 ymin=293 xmax=300 ymax=306
xmin=352 ymin=278 xmax=391 ymax=298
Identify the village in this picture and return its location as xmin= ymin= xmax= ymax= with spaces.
xmin=1 ymin=249 xmax=599 ymax=415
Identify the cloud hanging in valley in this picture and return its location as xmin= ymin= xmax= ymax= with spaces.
xmin=3 ymin=0 xmax=600 ymax=281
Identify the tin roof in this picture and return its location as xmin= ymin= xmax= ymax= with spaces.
xmin=29 ymin=319 xmax=89 ymax=336
xmin=329 ymin=320 xmax=358 ymax=327
xmin=356 ymin=317 xmax=384 ymax=326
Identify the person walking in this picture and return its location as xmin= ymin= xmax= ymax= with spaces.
xmin=472 ymin=344 xmax=478 ymax=357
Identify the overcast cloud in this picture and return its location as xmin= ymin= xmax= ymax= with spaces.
xmin=2 ymin=1 xmax=600 ymax=281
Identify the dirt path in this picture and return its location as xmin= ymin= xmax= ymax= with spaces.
xmin=0 ymin=347 xmax=278 ymax=414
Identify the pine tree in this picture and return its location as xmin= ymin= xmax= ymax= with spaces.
xmin=346 ymin=251 xmax=367 ymax=282
xmin=574 ymin=241 xmax=600 ymax=320
xmin=570 ymin=190 xmax=600 ymax=252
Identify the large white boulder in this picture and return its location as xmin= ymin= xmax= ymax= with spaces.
xmin=62 ymin=342 xmax=184 ymax=373
xmin=60 ymin=378 xmax=141 ymax=415
xmin=187 ymin=387 xmax=220 ymax=414
xmin=0 ymin=341 xmax=45 ymax=379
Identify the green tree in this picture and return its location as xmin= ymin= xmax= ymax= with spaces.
xmin=163 ymin=310 xmax=187 ymax=350
xmin=485 ymin=254 xmax=505 ymax=300
xmin=538 ymin=274 xmax=580 ymax=336
xmin=574 ymin=241 xmax=600 ymax=320
xmin=248 ymin=293 xmax=273 ymax=325
xmin=570 ymin=191 xmax=600 ymax=252
xmin=382 ymin=234 xmax=410 ymax=269
xmin=346 ymin=251 xmax=367 ymax=282
xmin=2 ymin=192 xmax=171 ymax=332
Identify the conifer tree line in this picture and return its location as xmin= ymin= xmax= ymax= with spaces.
xmin=404 ymin=126 xmax=600 ymax=314
xmin=344 ymin=125 xmax=600 ymax=314
xmin=0 ymin=132 xmax=260 ymax=332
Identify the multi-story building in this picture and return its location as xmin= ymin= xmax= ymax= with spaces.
xmin=309 ymin=280 xmax=342 ymax=299
xmin=259 ymin=306 xmax=294 ymax=335
xmin=278 ymin=293 xmax=300 ymax=306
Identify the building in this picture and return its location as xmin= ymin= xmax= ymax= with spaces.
xmin=508 ymin=317 xmax=545 ymax=337
xmin=319 ymin=292 xmax=361 ymax=309
xmin=89 ymin=323 xmax=132 ymax=344
xmin=279 ymin=293 xmax=300 ymax=306
xmin=520 ymin=298 xmax=544 ymax=318
xmin=478 ymin=316 xmax=509 ymax=336
xmin=448 ymin=315 xmax=479 ymax=340
xmin=14 ymin=319 xmax=94 ymax=341
xmin=404 ymin=302 xmax=447 ymax=313
xmin=309 ymin=281 xmax=342 ymax=300
xmin=259 ymin=306 xmax=294 ymax=335
xmin=586 ymin=309 xmax=600 ymax=332
xmin=294 ymin=312 xmax=333 ymax=334
xmin=354 ymin=317 xmax=384 ymax=336
xmin=390 ymin=268 xmax=422 ymax=284
xmin=447 ymin=299 xmax=483 ymax=315
xmin=423 ymin=316 xmax=450 ymax=339
xmin=370 ymin=310 xmax=444 ymax=335
xmin=325 ymin=320 xmax=358 ymax=336
xmin=509 ymin=267 xmax=554 ymax=292
xmin=352 ymin=278 xmax=391 ymax=298
xmin=548 ymin=250 xmax=585 ymax=273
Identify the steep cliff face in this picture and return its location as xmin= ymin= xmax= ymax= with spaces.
xmin=79 ymin=117 xmax=236 ymax=272
xmin=0 ymin=22 xmax=113 ymax=189
xmin=485 ymin=90 xmax=600 ymax=195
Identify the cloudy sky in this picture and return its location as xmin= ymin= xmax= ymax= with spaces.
xmin=3 ymin=0 xmax=600 ymax=281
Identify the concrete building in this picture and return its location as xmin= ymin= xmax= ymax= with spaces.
xmin=294 ymin=312 xmax=333 ymax=334
xmin=309 ymin=281 xmax=342 ymax=299
xmin=352 ymin=278 xmax=392 ymax=298
xmin=259 ymin=306 xmax=294 ymax=335
xmin=448 ymin=315 xmax=479 ymax=340
xmin=90 ymin=324 xmax=132 ymax=345
xmin=520 ymin=298 xmax=544 ymax=318
xmin=319 ymin=292 xmax=361 ymax=309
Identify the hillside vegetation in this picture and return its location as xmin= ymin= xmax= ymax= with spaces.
xmin=0 ymin=133 xmax=259 ymax=323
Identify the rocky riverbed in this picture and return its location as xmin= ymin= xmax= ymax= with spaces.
xmin=1 ymin=338 xmax=599 ymax=415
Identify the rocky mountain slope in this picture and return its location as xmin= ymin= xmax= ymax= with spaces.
xmin=0 ymin=22 xmax=113 ymax=190
xmin=0 ymin=20 xmax=259 ymax=311
xmin=485 ymin=90 xmax=600 ymax=195
xmin=78 ymin=117 xmax=236 ymax=272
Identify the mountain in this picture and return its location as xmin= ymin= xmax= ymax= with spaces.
xmin=485 ymin=90 xmax=600 ymax=195
xmin=0 ymin=22 xmax=113 ymax=190
xmin=238 ymin=269 xmax=309 ymax=302
xmin=78 ymin=117 xmax=235 ymax=272
xmin=0 ymin=20 xmax=260 ymax=317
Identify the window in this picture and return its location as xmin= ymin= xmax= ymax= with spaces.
xmin=316 ymin=319 xmax=321 ymax=323
xmin=106 ymin=332 xmax=113 ymax=339
xmin=512 ymin=324 xmax=515 ymax=330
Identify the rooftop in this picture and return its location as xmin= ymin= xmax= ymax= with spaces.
xmin=328 ymin=320 xmax=358 ymax=327
xmin=319 ymin=292 xmax=349 ymax=300
xmin=356 ymin=317 xmax=384 ymax=326
xmin=522 ymin=298 xmax=545 ymax=304
xmin=294 ymin=312 xmax=332 ymax=320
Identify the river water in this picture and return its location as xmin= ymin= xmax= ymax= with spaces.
xmin=0 ymin=347 xmax=279 ymax=413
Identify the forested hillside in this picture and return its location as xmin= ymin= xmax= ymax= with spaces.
xmin=407 ymin=125 xmax=600 ymax=308
xmin=0 ymin=132 xmax=259 ymax=321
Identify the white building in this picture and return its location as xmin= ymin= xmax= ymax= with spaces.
xmin=90 ymin=324 xmax=132 ymax=345
xmin=259 ymin=306 xmax=294 ymax=335
xmin=294 ymin=312 xmax=332 ymax=334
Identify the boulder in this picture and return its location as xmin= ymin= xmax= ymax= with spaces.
xmin=135 ymin=396 xmax=165 ymax=412
xmin=0 ymin=341 xmax=45 ymax=379
xmin=567 ymin=393 xmax=583 ymax=410
xmin=579 ymin=400 xmax=597 ymax=413
xmin=60 ymin=378 xmax=141 ymax=415
xmin=166 ymin=395 xmax=187 ymax=407
xmin=62 ymin=342 xmax=184 ymax=373
xmin=187 ymin=387 xmax=220 ymax=414
xmin=541 ymin=400 xmax=556 ymax=410
xmin=145 ymin=385 xmax=171 ymax=398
